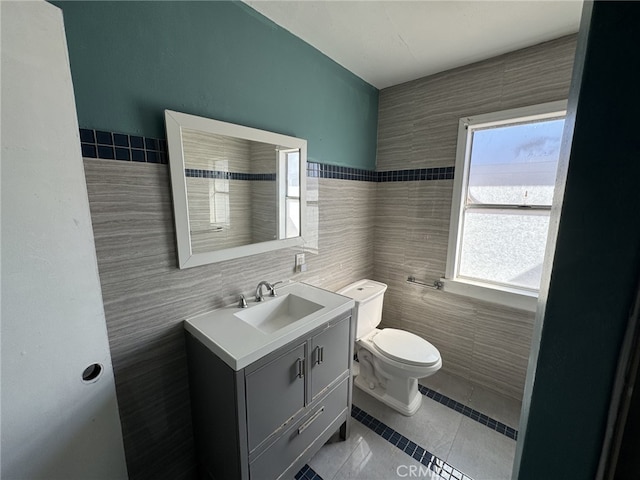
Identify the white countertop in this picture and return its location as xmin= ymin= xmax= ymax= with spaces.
xmin=184 ymin=282 xmax=354 ymax=370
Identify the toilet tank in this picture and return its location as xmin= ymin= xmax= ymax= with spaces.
xmin=337 ymin=279 xmax=387 ymax=340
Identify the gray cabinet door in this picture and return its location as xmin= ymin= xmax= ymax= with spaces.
xmin=245 ymin=342 xmax=306 ymax=452
xmin=310 ymin=316 xmax=350 ymax=400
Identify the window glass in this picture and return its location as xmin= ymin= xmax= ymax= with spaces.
xmin=285 ymin=198 xmax=300 ymax=238
xmin=209 ymin=180 xmax=229 ymax=226
xmin=458 ymin=210 xmax=550 ymax=290
xmin=287 ymin=151 xmax=300 ymax=198
xmin=468 ymin=119 xmax=564 ymax=206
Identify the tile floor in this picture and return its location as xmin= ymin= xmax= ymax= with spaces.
xmin=300 ymin=371 xmax=522 ymax=480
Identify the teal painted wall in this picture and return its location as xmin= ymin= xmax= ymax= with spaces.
xmin=53 ymin=1 xmax=378 ymax=168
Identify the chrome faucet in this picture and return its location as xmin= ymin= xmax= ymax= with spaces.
xmin=255 ymin=280 xmax=284 ymax=302
xmin=255 ymin=281 xmax=273 ymax=302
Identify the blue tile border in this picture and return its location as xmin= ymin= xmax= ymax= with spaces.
xmin=184 ymin=168 xmax=276 ymax=181
xmin=351 ymin=405 xmax=473 ymax=480
xmin=418 ymin=385 xmax=519 ymax=441
xmin=306 ymin=162 xmax=377 ymax=182
xmin=79 ymin=129 xmax=454 ymax=182
xmin=294 ymin=464 xmax=324 ymax=480
xmin=79 ymin=128 xmax=167 ymax=164
xmin=306 ymin=162 xmax=454 ymax=182
xmin=376 ymin=166 xmax=455 ymax=182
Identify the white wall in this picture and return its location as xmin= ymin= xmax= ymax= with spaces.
xmin=1 ymin=1 xmax=128 ymax=478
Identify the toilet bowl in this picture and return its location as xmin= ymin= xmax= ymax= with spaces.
xmin=337 ymin=279 xmax=442 ymax=416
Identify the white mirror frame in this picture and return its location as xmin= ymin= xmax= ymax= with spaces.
xmin=165 ymin=110 xmax=307 ymax=269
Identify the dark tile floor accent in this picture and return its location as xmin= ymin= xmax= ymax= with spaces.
xmin=351 ymin=405 xmax=473 ymax=480
xmin=418 ymin=385 xmax=518 ymax=440
xmin=295 ymin=464 xmax=324 ymax=480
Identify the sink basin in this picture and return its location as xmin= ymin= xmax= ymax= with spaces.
xmin=235 ymin=293 xmax=324 ymax=334
xmin=185 ymin=281 xmax=355 ymax=370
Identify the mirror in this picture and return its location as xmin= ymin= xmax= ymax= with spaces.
xmin=165 ymin=110 xmax=307 ymax=268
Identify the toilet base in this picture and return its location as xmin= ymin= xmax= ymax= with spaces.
xmin=354 ymin=374 xmax=422 ymax=416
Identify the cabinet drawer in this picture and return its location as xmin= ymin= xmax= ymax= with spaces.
xmin=249 ymin=379 xmax=348 ymax=480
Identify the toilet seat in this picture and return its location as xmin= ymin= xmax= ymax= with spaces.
xmin=372 ymin=328 xmax=440 ymax=367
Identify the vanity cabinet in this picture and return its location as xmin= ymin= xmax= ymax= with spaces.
xmin=186 ymin=312 xmax=353 ymax=480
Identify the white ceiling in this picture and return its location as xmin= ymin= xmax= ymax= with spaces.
xmin=245 ymin=1 xmax=583 ymax=89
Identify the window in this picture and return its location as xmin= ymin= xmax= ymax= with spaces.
xmin=208 ymin=176 xmax=230 ymax=229
xmin=445 ymin=101 xmax=567 ymax=310
xmin=278 ymin=149 xmax=301 ymax=239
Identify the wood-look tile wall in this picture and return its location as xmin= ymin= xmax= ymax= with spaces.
xmin=250 ymin=142 xmax=278 ymax=243
xmin=83 ymin=160 xmax=374 ymax=480
xmin=374 ymin=35 xmax=578 ymax=400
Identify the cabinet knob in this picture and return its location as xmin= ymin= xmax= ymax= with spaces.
xmin=296 ymin=357 xmax=305 ymax=378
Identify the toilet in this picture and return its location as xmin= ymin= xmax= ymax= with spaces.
xmin=337 ymin=279 xmax=442 ymax=416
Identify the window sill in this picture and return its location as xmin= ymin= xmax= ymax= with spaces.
xmin=440 ymin=278 xmax=538 ymax=312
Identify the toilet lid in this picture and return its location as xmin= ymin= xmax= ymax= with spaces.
xmin=372 ymin=328 xmax=440 ymax=367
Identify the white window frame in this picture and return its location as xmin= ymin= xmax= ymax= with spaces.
xmin=278 ymin=148 xmax=302 ymax=239
xmin=443 ymin=100 xmax=567 ymax=312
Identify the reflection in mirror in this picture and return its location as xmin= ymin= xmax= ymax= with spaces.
xmin=183 ymin=130 xmax=279 ymax=253
xmin=165 ymin=110 xmax=307 ymax=269
xmin=281 ymin=149 xmax=300 ymax=239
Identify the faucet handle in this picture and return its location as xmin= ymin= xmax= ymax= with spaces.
xmin=238 ymin=294 xmax=248 ymax=308
xmin=270 ymin=281 xmax=284 ymax=296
